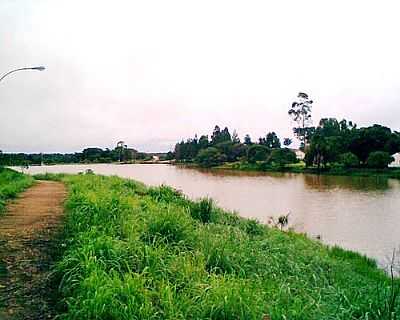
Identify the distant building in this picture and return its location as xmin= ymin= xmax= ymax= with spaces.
xmin=389 ymin=152 xmax=400 ymax=167
xmin=290 ymin=149 xmax=305 ymax=160
xmin=152 ymin=155 xmax=160 ymax=162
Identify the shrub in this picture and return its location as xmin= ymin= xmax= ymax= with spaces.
xmin=339 ymin=152 xmax=360 ymax=168
xmin=366 ymin=151 xmax=394 ymax=169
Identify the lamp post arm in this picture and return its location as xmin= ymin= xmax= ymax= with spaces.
xmin=0 ymin=67 xmax=45 ymax=83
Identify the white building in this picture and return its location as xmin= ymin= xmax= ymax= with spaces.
xmin=389 ymin=152 xmax=400 ymax=167
xmin=291 ymin=149 xmax=305 ymax=160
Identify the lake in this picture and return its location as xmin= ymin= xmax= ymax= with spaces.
xmin=21 ymin=163 xmax=400 ymax=268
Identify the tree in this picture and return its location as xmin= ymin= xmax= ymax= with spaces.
xmin=289 ymin=92 xmax=315 ymax=149
xmin=211 ymin=125 xmax=221 ymax=145
xmin=247 ymin=145 xmax=269 ymax=163
xmin=82 ymin=148 xmax=103 ymax=162
xmin=165 ymin=151 xmax=174 ymax=160
xmin=231 ymin=143 xmax=247 ymax=161
xmin=196 ymin=147 xmax=226 ymax=167
xmin=283 ymin=138 xmax=292 ymax=147
xmin=214 ymin=141 xmax=235 ymax=161
xmin=349 ymin=125 xmax=399 ymax=163
xmin=211 ymin=125 xmax=231 ymax=145
xmin=339 ymin=152 xmax=359 ymax=168
xmin=304 ymin=134 xmax=329 ymax=169
xmin=244 ymin=134 xmax=252 ymax=145
xmin=366 ymin=151 xmax=394 ymax=169
xmin=116 ymin=141 xmax=126 ymax=162
xmin=267 ymin=148 xmax=297 ymax=167
xmin=232 ymin=130 xmax=240 ymax=143
xmin=266 ymin=132 xmax=281 ymax=149
xmin=220 ymin=127 xmax=232 ymax=143
xmin=198 ymin=135 xmax=209 ymax=150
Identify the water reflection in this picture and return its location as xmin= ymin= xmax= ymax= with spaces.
xmin=302 ymin=174 xmax=393 ymax=192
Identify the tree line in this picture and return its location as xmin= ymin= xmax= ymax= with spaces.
xmin=0 ymin=144 xmax=151 ymax=166
xmin=306 ymin=119 xmax=400 ymax=169
xmin=173 ymin=92 xmax=400 ymax=169
xmin=173 ymin=125 xmax=297 ymax=168
xmin=288 ymin=92 xmax=400 ymax=169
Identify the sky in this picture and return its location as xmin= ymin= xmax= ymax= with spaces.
xmin=1 ymin=0 xmax=400 ymax=153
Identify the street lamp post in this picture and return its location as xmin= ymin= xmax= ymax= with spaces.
xmin=0 ymin=66 xmax=46 ymax=83
xmin=0 ymin=66 xmax=46 ymax=165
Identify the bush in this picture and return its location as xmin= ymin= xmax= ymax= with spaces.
xmin=339 ymin=152 xmax=360 ymax=168
xmin=196 ymin=147 xmax=226 ymax=167
xmin=366 ymin=151 xmax=394 ymax=169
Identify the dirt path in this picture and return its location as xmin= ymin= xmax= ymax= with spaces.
xmin=0 ymin=181 xmax=66 ymax=320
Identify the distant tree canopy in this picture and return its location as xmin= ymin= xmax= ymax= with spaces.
xmin=259 ymin=132 xmax=281 ymax=149
xmin=174 ymin=119 xmax=400 ymax=169
xmin=244 ymin=134 xmax=252 ymax=145
xmin=283 ymin=138 xmax=292 ymax=147
xmin=0 ymin=145 xmax=151 ymax=166
xmin=247 ymin=145 xmax=269 ymax=163
xmin=196 ymin=147 xmax=226 ymax=168
xmin=305 ymin=118 xmax=400 ymax=169
xmin=173 ymin=125 xmax=289 ymax=167
xmin=268 ymin=148 xmax=297 ymax=167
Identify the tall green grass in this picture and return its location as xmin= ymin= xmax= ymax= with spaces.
xmin=46 ymin=173 xmax=399 ymax=319
xmin=0 ymin=167 xmax=34 ymax=213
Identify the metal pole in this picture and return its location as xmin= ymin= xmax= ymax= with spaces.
xmin=0 ymin=66 xmax=45 ymax=83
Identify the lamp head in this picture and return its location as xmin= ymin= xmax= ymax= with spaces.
xmin=31 ymin=66 xmax=45 ymax=71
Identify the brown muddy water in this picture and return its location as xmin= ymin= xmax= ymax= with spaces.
xmin=20 ymin=164 xmax=400 ymax=268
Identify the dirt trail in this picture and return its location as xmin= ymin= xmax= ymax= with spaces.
xmin=0 ymin=181 xmax=66 ymax=320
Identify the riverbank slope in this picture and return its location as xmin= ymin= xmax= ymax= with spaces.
xmin=34 ymin=172 xmax=399 ymax=319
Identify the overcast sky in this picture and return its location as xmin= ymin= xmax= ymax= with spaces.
xmin=1 ymin=0 xmax=400 ymax=153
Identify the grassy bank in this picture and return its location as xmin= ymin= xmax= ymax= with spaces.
xmin=33 ymin=172 xmax=400 ymax=319
xmin=216 ymin=161 xmax=400 ymax=179
xmin=0 ymin=167 xmax=34 ymax=214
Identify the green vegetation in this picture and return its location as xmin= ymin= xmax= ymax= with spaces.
xmin=172 ymin=118 xmax=400 ymax=176
xmin=305 ymin=119 xmax=400 ymax=169
xmin=0 ymin=145 xmax=154 ymax=166
xmin=36 ymin=173 xmax=399 ymax=319
xmin=217 ymin=161 xmax=400 ymax=179
xmin=174 ymin=125 xmax=299 ymax=169
xmin=172 ymin=93 xmax=400 ymax=174
xmin=0 ymin=167 xmax=34 ymax=213
xmin=196 ymin=147 xmax=226 ymax=168
xmin=367 ymin=151 xmax=395 ymax=169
